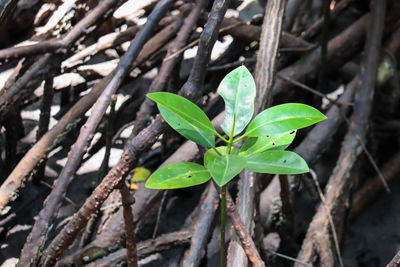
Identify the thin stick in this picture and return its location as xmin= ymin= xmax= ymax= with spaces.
xmin=220 ymin=184 xmax=227 ymax=267
xmin=225 ymin=192 xmax=265 ymax=267
xmin=266 ymin=250 xmax=316 ymax=267
xmin=309 ymin=169 xmax=344 ymax=267
xmin=119 ymin=182 xmax=138 ymax=267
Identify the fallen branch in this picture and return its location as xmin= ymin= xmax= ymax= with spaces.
xmin=0 ymin=0 xmax=121 ymax=60
xmin=133 ymin=0 xmax=208 ymax=135
xmin=85 ymin=230 xmax=192 ymax=267
xmin=119 ymin=182 xmax=138 ymax=267
xmin=39 ymin=0 xmax=230 ymax=264
xmin=295 ymin=1 xmax=387 ymax=265
xmin=349 ymin=151 xmax=400 ymax=220
xmin=19 ymin=0 xmax=175 ymax=264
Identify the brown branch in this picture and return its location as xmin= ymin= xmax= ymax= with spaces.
xmin=32 ymin=76 xmax=55 ymax=184
xmin=18 ymin=0 xmax=175 ymax=265
xmin=66 ymin=112 xmax=225 ymax=265
xmin=259 ymin=76 xmax=356 ymax=231
xmin=119 ymin=182 xmax=138 ymax=267
xmin=84 ymin=230 xmax=192 ymax=267
xmin=180 ymin=0 xmax=229 ymax=99
xmin=133 ymin=0 xmax=208 ymax=136
xmin=226 ymin=192 xmax=265 ymax=267
xmin=62 ymin=25 xmax=141 ymax=69
xmin=0 ymin=53 xmax=54 ymax=117
xmin=295 ymin=1 xmax=387 ymax=265
xmin=272 ymin=12 xmax=369 ymax=102
xmin=228 ymin=0 xmax=286 ymax=266
xmin=0 ymin=0 xmax=121 ymax=60
xmin=0 ymin=74 xmax=109 ymax=213
xmin=39 ymin=0 xmax=230 ymax=265
xmin=349 ymin=151 xmax=400 ymax=220
xmin=217 ymin=16 xmax=313 ymax=50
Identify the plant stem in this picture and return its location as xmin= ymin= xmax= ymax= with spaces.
xmin=216 ymin=132 xmax=229 ymax=144
xmin=220 ymin=113 xmax=235 ymax=267
xmin=220 ymin=184 xmax=227 ymax=267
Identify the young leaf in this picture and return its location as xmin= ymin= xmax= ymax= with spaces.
xmin=244 ymin=103 xmax=326 ymax=137
xmin=158 ymin=105 xmax=215 ymax=147
xmin=147 ymin=92 xmax=217 ymax=147
xmin=145 ymin=162 xmax=211 ymax=189
xmin=240 ymin=131 xmax=296 ymax=157
xmin=246 ymin=150 xmax=309 ymax=174
xmin=204 ymin=147 xmax=246 ymax=186
xmin=218 ymin=66 xmax=256 ymax=137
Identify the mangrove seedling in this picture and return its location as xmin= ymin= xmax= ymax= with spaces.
xmin=145 ymin=65 xmax=326 ymax=266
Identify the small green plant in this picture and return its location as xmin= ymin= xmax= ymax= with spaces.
xmin=145 ymin=66 xmax=326 ymax=266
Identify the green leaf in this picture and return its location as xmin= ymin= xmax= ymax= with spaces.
xmin=158 ymin=105 xmax=215 ymax=147
xmin=218 ymin=66 xmax=256 ymax=137
xmin=204 ymin=147 xmax=246 ymax=186
xmin=147 ymin=92 xmax=217 ymax=147
xmin=145 ymin=162 xmax=211 ymax=189
xmin=240 ymin=131 xmax=296 ymax=157
xmin=244 ymin=103 xmax=326 ymax=137
xmin=246 ymin=150 xmax=309 ymax=174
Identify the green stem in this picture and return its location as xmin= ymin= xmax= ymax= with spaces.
xmin=220 ymin=184 xmax=226 ymax=267
xmin=216 ymin=132 xmax=229 ymax=144
xmin=220 ymin=113 xmax=235 ymax=267
xmin=232 ymin=134 xmax=246 ymax=144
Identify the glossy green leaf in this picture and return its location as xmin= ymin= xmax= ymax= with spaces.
xmin=204 ymin=147 xmax=246 ymax=186
xmin=218 ymin=66 xmax=256 ymax=137
xmin=158 ymin=105 xmax=215 ymax=147
xmin=246 ymin=150 xmax=309 ymax=174
xmin=240 ymin=131 xmax=297 ymax=157
xmin=244 ymin=103 xmax=326 ymax=137
xmin=147 ymin=92 xmax=216 ymax=147
xmin=145 ymin=162 xmax=211 ymax=189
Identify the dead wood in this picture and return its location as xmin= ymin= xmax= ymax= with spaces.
xmin=180 ymin=182 xmax=219 ymax=267
xmin=349 ymin=151 xmax=400 ymax=220
xmin=259 ymin=64 xmax=357 ymax=259
xmin=83 ymin=230 xmax=192 ymax=267
xmin=0 ymin=1 xmax=398 ymax=266
xmin=227 ymin=0 xmax=286 ymax=266
xmin=18 ymin=0 xmax=175 ymax=265
xmin=119 ymin=182 xmax=138 ymax=267
xmin=68 ymin=113 xmax=225 ymax=264
xmin=0 ymin=74 xmax=109 ymax=213
xmin=225 ymin=191 xmax=265 ymax=267
xmin=39 ymin=0 xmax=230 ymax=265
xmin=0 ymin=0 xmax=121 ymax=60
xmin=0 ymin=53 xmax=54 ymax=117
xmin=133 ymin=0 xmax=208 ymax=136
xmin=218 ymin=16 xmax=313 ymax=50
xmin=295 ymin=1 xmax=387 ymax=266
xmin=62 ymin=25 xmax=141 ymax=69
xmin=33 ymin=76 xmax=55 ymax=183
